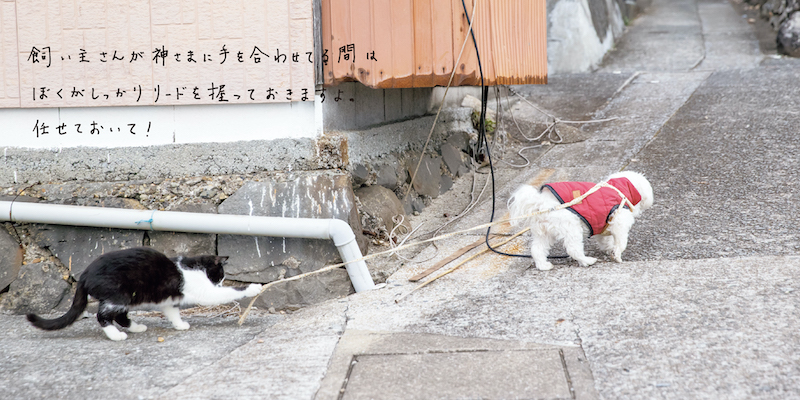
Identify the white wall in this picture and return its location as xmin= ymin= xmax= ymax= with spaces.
xmin=0 ymin=102 xmax=316 ymax=149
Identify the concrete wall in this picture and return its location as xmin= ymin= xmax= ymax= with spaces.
xmin=547 ymin=0 xmax=650 ymax=73
xmin=322 ymin=83 xmax=431 ymax=131
xmin=547 ymin=0 xmax=623 ymax=73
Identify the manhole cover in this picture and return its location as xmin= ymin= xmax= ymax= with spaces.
xmin=315 ymin=331 xmax=596 ymax=400
xmin=341 ymin=349 xmax=573 ymax=400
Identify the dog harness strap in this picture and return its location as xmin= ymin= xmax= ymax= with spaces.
xmin=542 ymin=178 xmax=642 ymax=237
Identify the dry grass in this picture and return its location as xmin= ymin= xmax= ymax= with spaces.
xmin=134 ymin=302 xmax=259 ymax=319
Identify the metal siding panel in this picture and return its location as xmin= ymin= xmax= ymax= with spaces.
xmin=329 ymin=0 xmax=352 ymax=84
xmin=391 ymin=0 xmax=414 ymax=88
xmin=412 ymin=0 xmax=433 ymax=87
xmin=493 ymin=0 xmax=513 ymax=85
xmin=321 ymin=0 xmax=546 ymax=88
xmin=477 ymin=0 xmax=495 ymax=85
xmin=452 ymin=0 xmax=479 ymax=87
xmin=431 ymin=0 xmax=453 ymax=87
xmin=535 ymin=0 xmax=548 ymax=83
xmin=370 ymin=0 xmax=394 ymax=88
xmin=350 ymin=0 xmax=372 ymax=85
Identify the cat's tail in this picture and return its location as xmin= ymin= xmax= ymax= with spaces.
xmin=26 ymin=281 xmax=88 ymax=331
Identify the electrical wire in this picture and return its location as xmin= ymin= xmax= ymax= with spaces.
xmin=460 ymin=0 xmax=531 ymax=258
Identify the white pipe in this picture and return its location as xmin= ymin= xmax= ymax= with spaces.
xmin=0 ymin=201 xmax=375 ymax=292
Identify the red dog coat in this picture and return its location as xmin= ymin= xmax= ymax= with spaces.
xmin=542 ymin=177 xmax=642 ymax=236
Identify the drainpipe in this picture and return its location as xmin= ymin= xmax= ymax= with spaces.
xmin=0 ymin=201 xmax=375 ymax=292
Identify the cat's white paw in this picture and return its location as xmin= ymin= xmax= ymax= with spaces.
xmin=244 ymin=283 xmax=263 ymax=297
xmin=173 ymin=321 xmax=190 ymax=330
xmin=103 ymin=326 xmax=128 ymax=341
xmin=128 ymin=321 xmax=147 ymax=333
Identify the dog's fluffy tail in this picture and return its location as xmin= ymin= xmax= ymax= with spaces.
xmin=27 ymin=281 xmax=88 ymax=331
xmin=507 ymin=185 xmax=551 ymax=228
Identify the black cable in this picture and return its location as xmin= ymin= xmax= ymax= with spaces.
xmin=460 ymin=3 xmax=573 ymax=261
xmin=461 ymin=0 xmax=486 ymax=157
xmin=459 ymin=0 xmax=530 ymax=258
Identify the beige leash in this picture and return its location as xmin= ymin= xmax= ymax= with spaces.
xmin=238 ymin=179 xmax=634 ymax=324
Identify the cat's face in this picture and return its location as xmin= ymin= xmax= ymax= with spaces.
xmin=200 ymin=256 xmax=229 ymax=285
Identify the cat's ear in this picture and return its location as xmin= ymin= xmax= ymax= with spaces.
xmin=216 ymin=256 xmax=229 ymax=265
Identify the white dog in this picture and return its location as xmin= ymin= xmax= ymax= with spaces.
xmin=507 ymin=171 xmax=653 ymax=270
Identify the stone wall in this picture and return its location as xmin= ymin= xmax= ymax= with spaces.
xmin=744 ymin=0 xmax=800 ymax=56
xmin=346 ymin=108 xmax=475 ymax=212
xmin=0 ymin=171 xmax=369 ymax=314
xmin=0 ymin=138 xmax=324 ymax=186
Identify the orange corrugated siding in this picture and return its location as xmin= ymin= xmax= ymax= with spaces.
xmin=321 ymin=0 xmax=546 ymax=88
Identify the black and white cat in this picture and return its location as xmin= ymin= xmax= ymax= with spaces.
xmin=27 ymin=247 xmax=262 ymax=341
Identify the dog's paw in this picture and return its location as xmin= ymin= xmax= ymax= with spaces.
xmin=535 ymin=262 xmax=554 ymax=271
xmin=612 ymin=252 xmax=623 ymax=263
xmin=244 ymin=283 xmax=263 ymax=297
xmin=579 ymin=257 xmax=598 ymax=267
